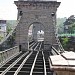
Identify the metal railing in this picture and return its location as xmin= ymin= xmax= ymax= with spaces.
xmin=0 ymin=46 xmax=19 ymax=64
xmin=52 ymin=46 xmax=60 ymax=55
xmin=42 ymin=51 xmax=47 ymax=75
xmin=56 ymin=36 xmax=65 ymax=53
xmin=52 ymin=15 xmax=65 ymax=53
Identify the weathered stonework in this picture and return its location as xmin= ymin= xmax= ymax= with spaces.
xmin=14 ymin=1 xmax=60 ymax=50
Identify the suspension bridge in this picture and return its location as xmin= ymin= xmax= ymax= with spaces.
xmin=0 ymin=0 xmax=74 ymax=75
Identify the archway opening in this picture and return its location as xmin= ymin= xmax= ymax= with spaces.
xmin=37 ymin=30 xmax=44 ymax=42
xmin=28 ymin=22 xmax=44 ymax=50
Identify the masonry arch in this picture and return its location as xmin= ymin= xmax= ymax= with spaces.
xmin=28 ymin=22 xmax=45 ymax=49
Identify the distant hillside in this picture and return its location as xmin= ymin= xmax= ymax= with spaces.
xmin=57 ymin=18 xmax=66 ymax=26
xmin=56 ymin=17 xmax=66 ymax=34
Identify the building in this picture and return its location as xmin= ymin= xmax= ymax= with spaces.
xmin=0 ymin=20 xmax=7 ymax=38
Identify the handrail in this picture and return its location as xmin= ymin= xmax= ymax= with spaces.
xmin=30 ymin=51 xmax=39 ymax=75
xmin=31 ymin=42 xmax=37 ymax=50
xmin=52 ymin=46 xmax=60 ymax=55
xmin=52 ymin=15 xmax=65 ymax=53
xmin=0 ymin=51 xmax=21 ymax=68
xmin=29 ymin=41 xmax=35 ymax=48
xmin=55 ymin=34 xmax=65 ymax=53
xmin=1 ymin=51 xmax=29 ymax=75
xmin=0 ymin=46 xmax=18 ymax=54
xmin=0 ymin=46 xmax=19 ymax=64
xmin=39 ymin=42 xmax=42 ymax=50
xmin=42 ymin=51 xmax=47 ymax=75
xmin=34 ymin=43 xmax=39 ymax=50
xmin=14 ymin=51 xmax=32 ymax=75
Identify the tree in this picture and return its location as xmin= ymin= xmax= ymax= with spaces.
xmin=64 ymin=15 xmax=75 ymax=33
xmin=0 ymin=36 xmax=3 ymax=41
xmin=57 ymin=17 xmax=66 ymax=34
xmin=6 ymin=22 xmax=12 ymax=34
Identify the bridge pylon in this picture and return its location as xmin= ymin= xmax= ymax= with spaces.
xmin=14 ymin=0 xmax=60 ymax=51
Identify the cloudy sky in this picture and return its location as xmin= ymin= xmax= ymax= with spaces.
xmin=0 ymin=0 xmax=75 ymax=20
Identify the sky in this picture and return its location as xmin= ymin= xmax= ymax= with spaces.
xmin=0 ymin=0 xmax=75 ymax=20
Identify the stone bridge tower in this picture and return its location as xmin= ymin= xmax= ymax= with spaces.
xmin=14 ymin=0 xmax=60 ymax=51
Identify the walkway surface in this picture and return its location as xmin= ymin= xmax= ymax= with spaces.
xmin=0 ymin=50 xmax=54 ymax=75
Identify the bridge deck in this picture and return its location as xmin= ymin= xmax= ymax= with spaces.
xmin=0 ymin=51 xmax=54 ymax=75
xmin=0 ymin=41 xmax=59 ymax=75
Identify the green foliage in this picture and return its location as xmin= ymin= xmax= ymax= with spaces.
xmin=6 ymin=20 xmax=17 ymax=28
xmin=7 ymin=26 xmax=12 ymax=34
xmin=6 ymin=20 xmax=16 ymax=34
xmin=59 ymin=36 xmax=75 ymax=51
xmin=0 ymin=36 xmax=3 ymax=41
xmin=68 ymin=22 xmax=75 ymax=33
xmin=61 ymin=37 xmax=69 ymax=48
xmin=64 ymin=15 xmax=75 ymax=33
